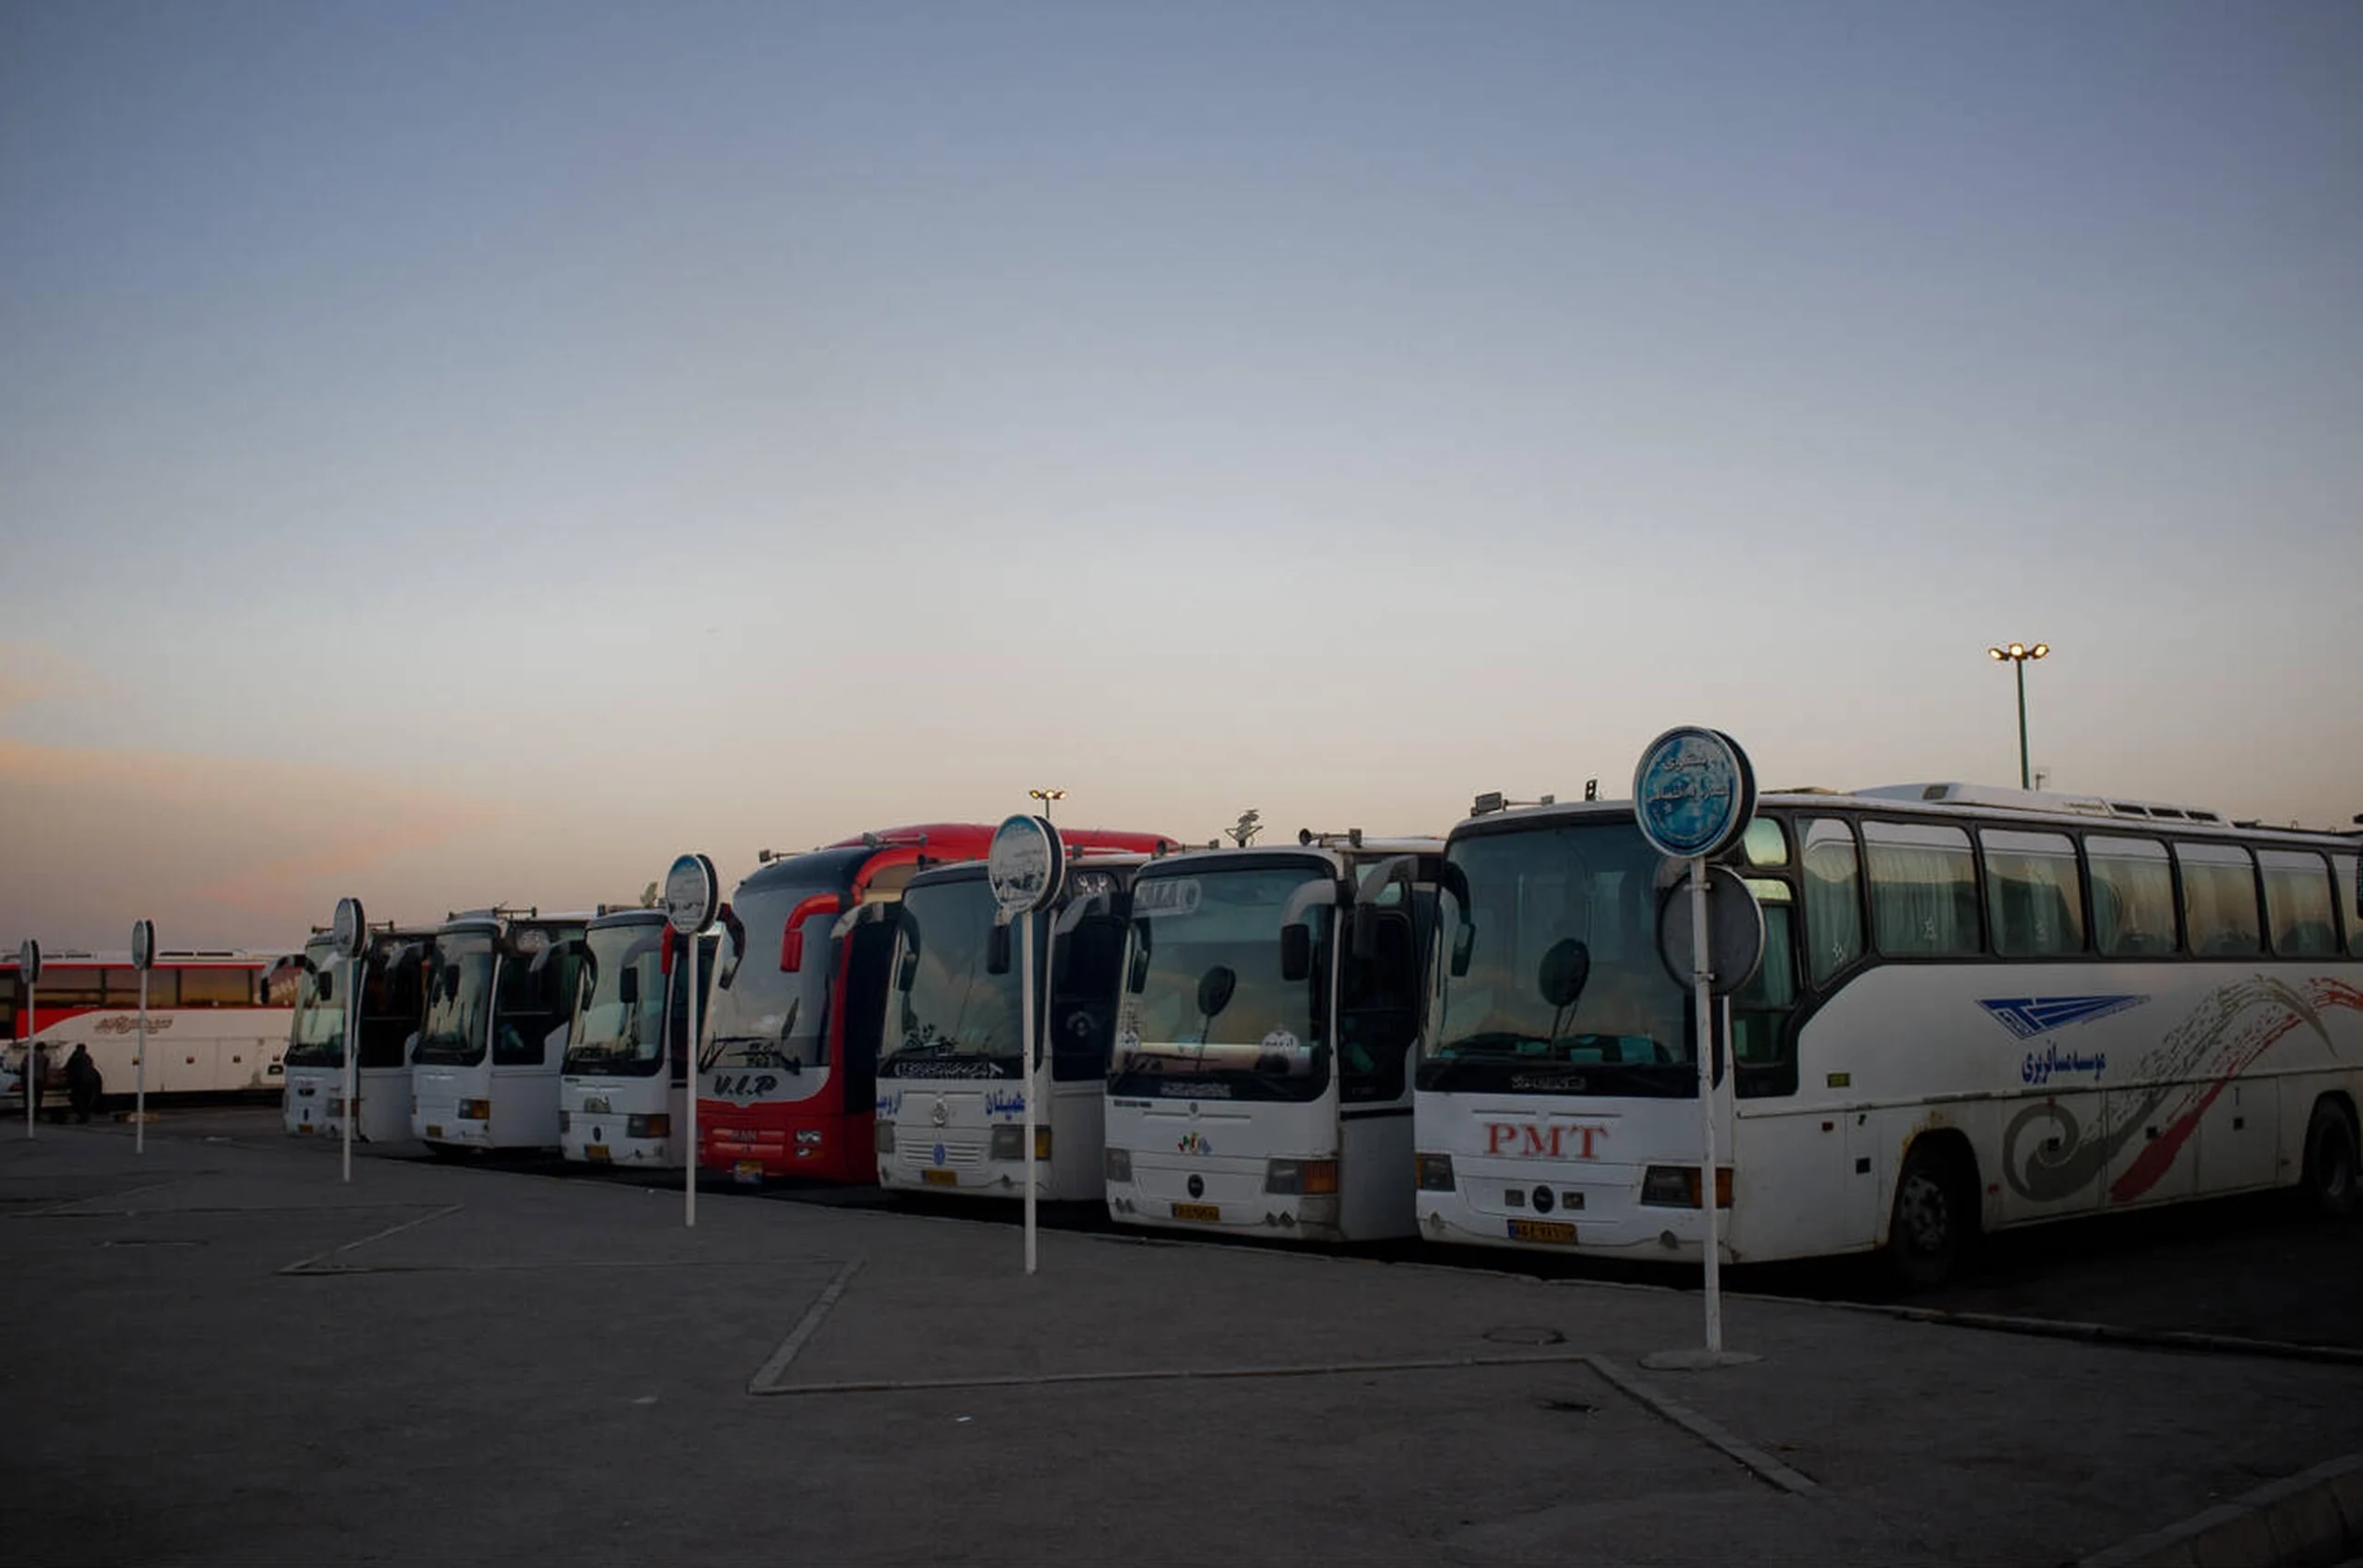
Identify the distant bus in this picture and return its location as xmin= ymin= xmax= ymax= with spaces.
xmin=1103 ymin=835 xmax=1443 ymax=1241
xmin=559 ymin=906 xmax=715 ymax=1168
xmin=279 ymin=925 xmax=437 ymax=1143
xmin=4 ymin=951 xmax=293 ymax=1112
xmin=700 ymin=824 xmax=1182 ymax=1184
xmin=1412 ymin=782 xmax=2363 ymax=1284
xmin=874 ymin=843 xmax=1176 ymax=1202
xmin=411 ymin=907 xmax=589 ymax=1155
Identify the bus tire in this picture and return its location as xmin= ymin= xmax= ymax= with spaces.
xmin=2302 ymin=1099 xmax=2359 ymax=1219
xmin=1886 ymin=1141 xmax=1972 ymax=1289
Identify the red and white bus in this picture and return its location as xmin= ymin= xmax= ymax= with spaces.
xmin=699 ymin=823 xmax=1181 ymax=1184
xmin=4 ymin=950 xmax=294 ymax=1114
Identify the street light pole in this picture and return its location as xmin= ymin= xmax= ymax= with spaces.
xmin=1027 ymin=787 xmax=1065 ymax=822
xmin=1985 ymin=641 xmax=2050 ymax=790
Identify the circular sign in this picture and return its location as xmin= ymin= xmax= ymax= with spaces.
xmin=331 ymin=897 xmax=367 ymax=961
xmin=17 ymin=938 xmax=41 ymax=987
xmin=1656 ymin=864 xmax=1767 ymax=996
xmin=665 ymin=853 xmax=721 ymax=937
xmin=130 ymin=919 xmax=157 ymax=973
xmin=988 ymin=815 xmax=1065 ymax=915
xmin=1633 ymin=727 xmax=1757 ymax=861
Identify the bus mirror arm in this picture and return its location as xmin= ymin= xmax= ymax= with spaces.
xmin=1279 ymin=924 xmax=1312 ymax=983
xmin=985 ymin=919 xmax=1012 ymax=976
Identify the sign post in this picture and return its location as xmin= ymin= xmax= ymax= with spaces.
xmin=1634 ymin=726 xmax=1759 ymax=1371
xmin=664 ymin=854 xmax=721 ymax=1229
xmin=330 ymin=900 xmax=367 ymax=1184
xmin=988 ymin=814 xmax=1065 ymax=1276
xmin=131 ymin=920 xmax=156 ymax=1154
xmin=18 ymin=939 xmax=40 ymax=1139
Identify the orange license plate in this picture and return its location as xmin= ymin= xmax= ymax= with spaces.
xmin=1508 ymin=1218 xmax=1576 ymax=1244
xmin=921 ymin=1168 xmax=958 ymax=1187
xmin=1172 ymin=1202 xmax=1221 ymax=1224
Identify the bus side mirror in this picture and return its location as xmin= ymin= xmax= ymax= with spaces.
xmin=1279 ymin=923 xmax=1312 ymax=983
xmin=985 ymin=921 xmax=1012 ymax=976
xmin=315 ymin=972 xmax=334 ymax=1003
xmin=715 ymin=904 xmax=745 ymax=991
xmin=618 ymin=969 xmax=639 ymax=1008
xmin=1450 ymin=921 xmax=1475 ymax=978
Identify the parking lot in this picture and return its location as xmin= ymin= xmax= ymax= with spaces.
xmin=5 ymin=1105 xmax=2359 ymax=1566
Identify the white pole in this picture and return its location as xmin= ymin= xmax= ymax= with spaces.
xmin=136 ymin=970 xmax=149 ymax=1155
xmin=1690 ymin=856 xmax=1721 ymax=1355
xmin=23 ymin=982 xmax=36 ymax=1140
xmin=1021 ymin=908 xmax=1038 ymax=1276
xmin=342 ymin=952 xmax=358 ymax=1184
xmin=685 ymin=934 xmax=700 ymax=1229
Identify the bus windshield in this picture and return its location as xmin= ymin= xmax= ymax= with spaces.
xmin=1422 ymin=821 xmax=1692 ymax=1095
xmin=703 ymin=878 xmax=840 ymax=1074
xmin=1110 ymin=863 xmax=1329 ymax=1103
xmin=283 ymin=941 xmax=348 ymax=1068
xmin=564 ymin=922 xmax=669 ymax=1076
xmin=413 ymin=932 xmax=497 ymax=1067
xmin=882 ymin=878 xmax=1021 ymax=1073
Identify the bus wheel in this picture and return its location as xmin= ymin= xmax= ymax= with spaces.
xmin=1886 ymin=1143 xmax=1968 ymax=1289
xmin=2303 ymin=1100 xmax=2359 ymax=1218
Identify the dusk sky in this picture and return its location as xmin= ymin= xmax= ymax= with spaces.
xmin=5 ymin=2 xmax=2359 ymax=952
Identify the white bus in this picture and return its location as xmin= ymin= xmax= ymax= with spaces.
xmin=410 ymin=907 xmax=589 ymax=1156
xmin=281 ymin=925 xmax=436 ymax=1143
xmin=5 ymin=950 xmax=293 ymax=1113
xmin=1103 ymin=835 xmax=1444 ymax=1242
xmin=872 ymin=854 xmax=1154 ymax=1201
xmin=559 ymin=907 xmax=714 ymax=1168
xmin=1412 ymin=782 xmax=2363 ymax=1284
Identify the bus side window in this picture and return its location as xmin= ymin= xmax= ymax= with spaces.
xmin=2175 ymin=842 xmax=2261 ymax=956
xmin=2259 ymin=851 xmax=2337 ymax=958
xmin=1981 ymin=830 xmax=2085 ymax=957
xmin=2334 ymin=854 xmax=2363 ymax=959
xmin=1863 ymin=820 xmax=1980 ymax=957
xmin=1339 ymin=907 xmax=1420 ymax=1099
xmin=2087 ymin=836 xmax=2178 ymax=957
xmin=1800 ymin=818 xmax=1864 ymax=985
xmin=1050 ymin=915 xmax=1126 ymax=1081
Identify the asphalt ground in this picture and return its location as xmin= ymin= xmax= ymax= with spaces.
xmin=4 ymin=1105 xmax=2359 ymax=1567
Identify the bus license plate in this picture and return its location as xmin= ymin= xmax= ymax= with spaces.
xmin=426 ymin=1125 xmax=444 ymax=1140
xmin=1172 ymin=1202 xmax=1220 ymax=1224
xmin=295 ymin=1123 xmax=313 ymax=1135
xmin=1508 ymin=1218 xmax=1576 ymax=1245
xmin=922 ymin=1168 xmax=957 ymax=1187
xmin=585 ymin=1144 xmax=610 ymax=1164
xmin=733 ymin=1160 xmax=764 ymax=1185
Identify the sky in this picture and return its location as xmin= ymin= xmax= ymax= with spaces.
xmin=4 ymin=1 xmax=2359 ymax=952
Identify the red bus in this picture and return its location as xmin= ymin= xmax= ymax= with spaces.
xmin=5 ymin=950 xmax=294 ymax=1113
xmin=698 ymin=823 xmax=1181 ymax=1183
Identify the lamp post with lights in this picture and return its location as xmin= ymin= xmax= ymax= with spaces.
xmin=1985 ymin=641 xmax=2049 ymax=790
xmin=1027 ymin=787 xmax=1065 ymax=821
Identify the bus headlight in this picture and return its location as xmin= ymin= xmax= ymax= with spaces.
xmin=874 ymin=1120 xmax=895 ymax=1155
xmin=457 ymin=1098 xmax=491 ymax=1121
xmin=627 ymin=1114 xmax=670 ymax=1139
xmin=1265 ymin=1158 xmax=1337 ymax=1196
xmin=1104 ymin=1146 xmax=1132 ymax=1184
xmin=1415 ymin=1153 xmax=1457 ymax=1191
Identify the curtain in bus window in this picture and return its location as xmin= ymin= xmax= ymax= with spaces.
xmin=1863 ymin=821 xmax=1979 ymax=956
xmin=2258 ymin=851 xmax=2337 ymax=957
xmin=1981 ymin=830 xmax=2085 ymax=957
xmin=179 ymin=968 xmax=252 ymax=1007
xmin=1800 ymin=819 xmax=1863 ymax=985
xmin=2176 ymin=842 xmax=2261 ymax=956
xmin=2087 ymin=836 xmax=2177 ymax=957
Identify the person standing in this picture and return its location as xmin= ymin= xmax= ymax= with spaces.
xmin=65 ymin=1043 xmax=103 ymax=1123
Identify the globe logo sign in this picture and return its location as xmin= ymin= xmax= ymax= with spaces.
xmin=1633 ymin=727 xmax=1756 ymax=861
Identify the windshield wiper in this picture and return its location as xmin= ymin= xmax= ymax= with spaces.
xmin=702 ymin=1036 xmax=802 ymax=1073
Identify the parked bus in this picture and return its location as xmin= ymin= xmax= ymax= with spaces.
xmin=559 ymin=906 xmax=715 ymax=1168
xmin=1412 ymin=781 xmax=2363 ymax=1284
xmin=873 ymin=844 xmax=1175 ymax=1202
xmin=5 ymin=950 xmax=293 ymax=1114
xmin=410 ymin=907 xmax=589 ymax=1155
xmin=700 ymin=824 xmax=1182 ymax=1184
xmin=1103 ymin=834 xmax=1444 ymax=1241
xmin=281 ymin=924 xmax=436 ymax=1143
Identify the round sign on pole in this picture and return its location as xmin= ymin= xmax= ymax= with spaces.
xmin=130 ymin=919 xmax=157 ymax=973
xmin=1633 ymin=727 xmax=1757 ymax=861
xmin=17 ymin=938 xmax=41 ymax=987
xmin=665 ymin=853 xmax=720 ymax=937
xmin=989 ymin=815 xmax=1065 ymax=915
xmin=331 ymin=897 xmax=367 ymax=962
xmin=1657 ymin=865 xmax=1767 ymax=996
